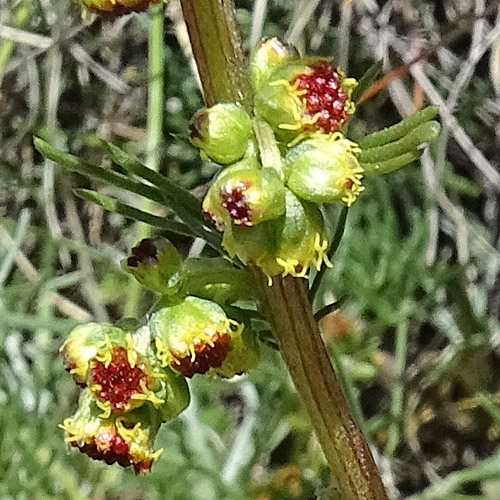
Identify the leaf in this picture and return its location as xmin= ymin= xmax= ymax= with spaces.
xmin=352 ymin=60 xmax=383 ymax=103
xmin=74 ymin=189 xmax=199 ymax=239
xmin=357 ymin=121 xmax=440 ymax=164
xmin=100 ymin=140 xmax=204 ymax=223
xmin=358 ymin=106 xmax=439 ymax=150
xmin=34 ymin=137 xmax=167 ymax=207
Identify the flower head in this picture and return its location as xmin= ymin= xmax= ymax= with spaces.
xmin=62 ymin=323 xmax=179 ymax=417
xmin=76 ymin=0 xmax=162 ymax=19
xmin=285 ymin=135 xmax=364 ymax=206
xmin=189 ymin=103 xmax=254 ymax=165
xmin=223 ymin=189 xmax=331 ymax=282
xmin=124 ymin=237 xmax=182 ymax=295
xmin=255 ymin=59 xmax=357 ymax=145
xmin=149 ymin=297 xmax=245 ymax=377
xmin=62 ymin=392 xmax=162 ymax=474
xmin=202 ymin=161 xmax=286 ymax=229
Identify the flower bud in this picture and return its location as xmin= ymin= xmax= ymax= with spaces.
xmin=62 ymin=391 xmax=162 ymax=474
xmin=285 ymin=135 xmax=364 ymax=206
xmin=124 ymin=237 xmax=182 ymax=295
xmin=202 ymin=161 xmax=286 ymax=229
xmin=255 ymin=60 xmax=357 ymax=145
xmin=189 ymin=103 xmax=253 ymax=165
xmin=249 ymin=38 xmax=299 ymax=93
xmin=76 ymin=0 xmax=162 ymax=19
xmin=149 ymin=297 xmax=244 ymax=378
xmin=223 ymin=189 xmax=331 ymax=281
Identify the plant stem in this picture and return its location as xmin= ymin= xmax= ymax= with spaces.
xmin=126 ymin=4 xmax=165 ymax=317
xmin=179 ymin=1 xmax=387 ymax=497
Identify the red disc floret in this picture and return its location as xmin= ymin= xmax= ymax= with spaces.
xmin=74 ymin=428 xmax=152 ymax=474
xmin=220 ymin=183 xmax=252 ymax=226
xmin=91 ymin=347 xmax=150 ymax=411
xmin=293 ymin=61 xmax=350 ymax=133
xmin=170 ymin=332 xmax=231 ymax=377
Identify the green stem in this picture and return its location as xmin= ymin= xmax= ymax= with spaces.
xmin=385 ymin=319 xmax=409 ymax=455
xmin=179 ymin=1 xmax=387 ymax=498
xmin=126 ymin=4 xmax=165 ymax=317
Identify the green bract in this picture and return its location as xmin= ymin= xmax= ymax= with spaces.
xmin=285 ymin=135 xmax=364 ymax=206
xmin=249 ymin=37 xmax=299 ymax=93
xmin=189 ymin=102 xmax=253 ymax=165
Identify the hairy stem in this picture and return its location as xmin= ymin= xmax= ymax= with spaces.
xmin=179 ymin=1 xmax=387 ymax=498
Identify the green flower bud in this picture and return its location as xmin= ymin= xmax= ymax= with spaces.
xmin=62 ymin=391 xmax=162 ymax=474
xmin=189 ymin=103 xmax=253 ymax=165
xmin=149 ymin=297 xmax=245 ymax=378
xmin=254 ymin=59 xmax=357 ymax=145
xmin=124 ymin=237 xmax=182 ymax=295
xmin=223 ymin=189 xmax=331 ymax=282
xmin=202 ymin=161 xmax=286 ymax=229
xmin=249 ymin=37 xmax=299 ymax=93
xmin=285 ymin=135 xmax=364 ymax=206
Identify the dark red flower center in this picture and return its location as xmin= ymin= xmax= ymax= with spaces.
xmin=91 ymin=347 xmax=150 ymax=411
xmin=170 ymin=332 xmax=231 ymax=377
xmin=220 ymin=183 xmax=252 ymax=226
xmin=127 ymin=238 xmax=158 ymax=268
xmin=73 ymin=429 xmax=153 ymax=474
xmin=293 ymin=62 xmax=350 ymax=133
xmin=90 ymin=0 xmax=155 ymax=20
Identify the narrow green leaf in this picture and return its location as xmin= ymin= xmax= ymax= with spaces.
xmin=74 ymin=189 xmax=196 ymax=238
xmin=100 ymin=140 xmax=203 ymax=221
xmin=358 ymin=121 xmax=440 ymax=164
xmin=34 ymin=137 xmax=167 ymax=207
xmin=358 ymin=106 xmax=439 ymax=150
xmin=361 ymin=150 xmax=422 ymax=177
xmin=75 ymin=189 xmax=222 ymax=252
xmin=352 ymin=60 xmax=383 ymax=103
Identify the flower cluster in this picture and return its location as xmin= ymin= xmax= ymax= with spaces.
xmin=190 ymin=38 xmax=440 ymax=282
xmin=60 ymin=37 xmax=439 ymax=473
xmin=62 ymin=238 xmax=260 ymax=473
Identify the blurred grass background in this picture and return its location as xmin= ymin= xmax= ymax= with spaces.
xmin=1 ymin=0 xmax=500 ymax=498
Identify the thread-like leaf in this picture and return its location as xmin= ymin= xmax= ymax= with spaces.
xmin=34 ymin=137 xmax=166 ymax=207
xmin=357 ymin=121 xmax=440 ymax=164
xmin=101 ymin=140 xmax=203 ymax=222
xmin=74 ymin=189 xmax=197 ymax=238
xmin=361 ymin=150 xmax=422 ymax=177
xmin=358 ymin=106 xmax=439 ymax=150
xmin=352 ymin=60 xmax=383 ymax=103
